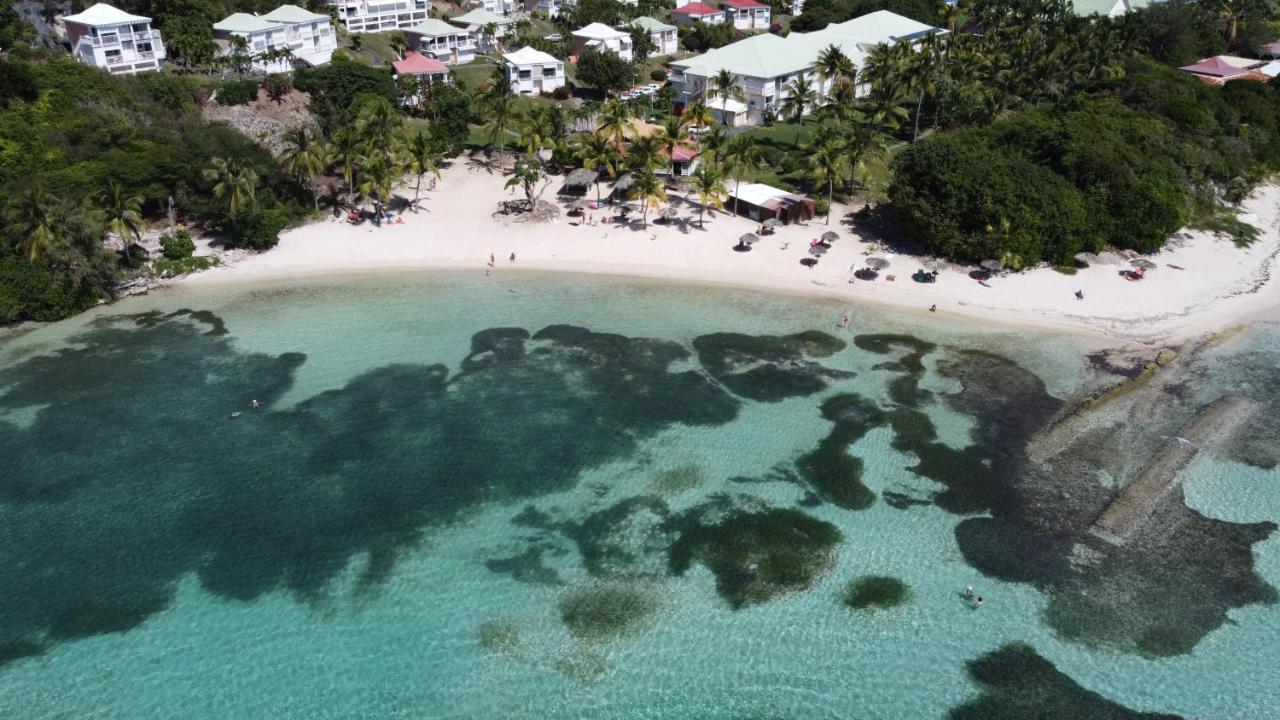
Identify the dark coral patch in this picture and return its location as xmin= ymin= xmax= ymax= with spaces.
xmin=669 ymin=507 xmax=841 ymax=608
xmin=693 ymin=330 xmax=851 ymax=402
xmin=0 ymin=315 xmax=738 ymax=666
xmin=841 ymin=576 xmax=911 ymax=610
xmin=950 ymin=643 xmax=1183 ymax=719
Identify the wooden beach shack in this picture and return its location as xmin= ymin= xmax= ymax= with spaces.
xmin=728 ymin=183 xmax=816 ymax=225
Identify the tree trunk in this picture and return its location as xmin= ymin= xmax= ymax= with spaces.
xmin=826 ymin=178 xmax=833 ymax=225
xmin=414 ymin=174 xmax=422 ymax=210
xmin=733 ymin=177 xmax=741 ymax=217
xmin=913 ymin=92 xmax=923 ymax=142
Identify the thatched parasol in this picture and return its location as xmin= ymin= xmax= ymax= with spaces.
xmin=660 ymin=206 xmax=679 ymax=220
xmin=821 ymin=231 xmax=839 ymax=243
xmin=739 ymin=232 xmax=760 ymax=246
xmin=763 ymin=218 xmax=780 ymax=229
xmin=866 ymin=257 xmax=890 ymax=271
xmin=809 ymin=245 xmax=827 ymax=256
xmin=921 ymin=259 xmax=946 ymax=272
xmin=980 ymin=259 xmax=1003 ymax=273
xmin=1130 ymin=258 xmax=1157 ymax=270
xmin=1074 ymin=252 xmax=1097 ymax=266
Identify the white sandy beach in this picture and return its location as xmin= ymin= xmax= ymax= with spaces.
xmin=182 ymin=159 xmax=1280 ymax=346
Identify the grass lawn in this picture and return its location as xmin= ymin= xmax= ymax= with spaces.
xmin=343 ymin=29 xmax=401 ymax=69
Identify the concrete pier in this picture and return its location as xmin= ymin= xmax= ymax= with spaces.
xmin=1090 ymin=395 xmax=1258 ymax=545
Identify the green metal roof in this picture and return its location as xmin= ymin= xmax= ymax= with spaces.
xmin=449 ymin=8 xmax=513 ymax=26
xmin=628 ymin=16 xmax=675 ymax=33
xmin=406 ymin=18 xmax=465 ymax=37
xmin=213 ymin=12 xmax=278 ymax=34
xmin=260 ymin=4 xmax=328 ymax=23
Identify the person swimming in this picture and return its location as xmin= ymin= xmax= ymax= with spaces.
xmin=965 ymin=586 xmax=974 ymax=599
xmin=229 ymin=411 xmax=242 ymax=419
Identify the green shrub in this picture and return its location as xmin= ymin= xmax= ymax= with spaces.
xmin=814 ymin=196 xmax=830 ymax=217
xmin=218 ymin=79 xmax=260 ymax=106
xmin=159 ymin=229 xmax=195 ymax=259
xmin=0 ymin=251 xmax=101 ymax=323
xmin=153 ymin=255 xmax=216 ymax=277
xmin=649 ymin=68 xmax=667 ymax=82
xmin=226 ymin=208 xmax=287 ymax=250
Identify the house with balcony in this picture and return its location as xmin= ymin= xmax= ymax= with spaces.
xmin=405 ymin=18 xmax=475 ymax=64
xmin=670 ymin=10 xmax=942 ymax=126
xmin=393 ymin=51 xmax=451 ymax=106
xmin=504 ymin=46 xmax=565 ymax=94
xmin=260 ymin=5 xmax=337 ymax=67
xmin=325 ymin=0 xmax=427 ymax=33
xmin=571 ymin=22 xmax=632 ymax=61
xmin=626 ymin=17 xmax=677 ymax=56
xmin=449 ymin=8 xmax=515 ymax=50
xmin=524 ymin=0 xmax=574 ymax=17
xmin=469 ymin=0 xmax=519 ymax=13
xmin=723 ymin=0 xmax=770 ymax=31
xmin=62 ymin=3 xmax=165 ymax=74
xmin=671 ymin=2 xmax=726 ymax=26
xmin=213 ymin=6 xmax=334 ymax=72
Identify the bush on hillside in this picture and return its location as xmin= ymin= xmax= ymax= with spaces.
xmin=218 ymin=78 xmax=260 ymax=106
xmin=160 ymin=229 xmax=195 ymax=259
xmin=225 ymin=207 xmax=287 ymax=250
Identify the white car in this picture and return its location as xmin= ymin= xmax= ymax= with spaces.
xmin=636 ymin=86 xmax=657 ymax=96
xmin=644 ymin=83 xmax=662 ymax=92
xmin=619 ymin=91 xmax=637 ymax=101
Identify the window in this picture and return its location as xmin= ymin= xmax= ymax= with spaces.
xmin=542 ymin=66 xmax=557 ymax=77
xmin=519 ymin=69 xmax=532 ymax=79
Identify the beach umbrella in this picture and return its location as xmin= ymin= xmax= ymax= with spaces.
xmin=921 ymin=259 xmax=946 ymax=272
xmin=866 ymin=257 xmax=890 ymax=271
xmin=1130 ymin=258 xmax=1157 ymax=270
xmin=660 ymin=206 xmax=679 ymax=220
xmin=763 ymin=218 xmax=780 ymax=229
xmin=821 ymin=231 xmax=839 ymax=244
xmin=980 ymin=259 xmax=1003 ymax=273
xmin=739 ymin=232 xmax=759 ymax=246
xmin=1073 ymin=252 xmax=1097 ymax=266
xmin=809 ymin=245 xmax=827 ymax=256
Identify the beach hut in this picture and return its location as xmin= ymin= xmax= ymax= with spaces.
xmin=607 ymin=173 xmax=636 ymax=204
xmin=727 ymin=183 xmax=815 ymax=225
xmin=558 ymin=168 xmax=600 ymax=197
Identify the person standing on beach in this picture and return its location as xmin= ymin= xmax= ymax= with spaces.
xmin=509 ymin=253 xmax=516 ymax=263
xmin=489 ymin=253 xmax=495 ymax=266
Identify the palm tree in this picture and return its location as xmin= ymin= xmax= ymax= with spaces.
xmin=625 ymin=134 xmax=664 ymax=174
xmin=278 ymin=126 xmax=328 ymax=210
xmin=688 ymin=163 xmax=727 ymax=228
xmin=1213 ymin=0 xmax=1248 ymax=48
xmin=682 ymin=100 xmax=715 ymax=130
xmin=358 ymin=154 xmax=396 ymax=220
xmin=815 ymin=44 xmax=855 ymax=90
xmin=388 ymin=31 xmax=408 ymax=60
xmin=328 ymin=128 xmax=364 ymax=203
xmin=698 ymin=125 xmax=730 ymax=160
xmin=482 ymin=65 xmax=517 ymax=155
xmin=596 ymin=99 xmax=632 ymax=144
xmin=628 ymin=170 xmax=666 ymax=229
xmin=504 ymin=157 xmax=542 ymax=211
xmin=100 ymin=180 xmax=144 ymax=267
xmin=657 ymin=115 xmax=691 ymax=179
xmin=574 ymin=133 xmax=621 ymax=202
xmin=481 ymin=22 xmax=499 ymax=52
xmin=806 ymin=134 xmax=848 ymax=225
xmin=721 ymin=135 xmax=768 ymax=217
xmin=708 ymin=68 xmax=745 ymax=126
xmin=203 ymin=157 xmax=258 ymax=222
xmin=356 ymin=95 xmax=402 ymax=159
xmin=781 ymin=74 xmax=818 ymax=146
xmin=403 ymin=130 xmax=441 ymax=209
xmin=4 ymin=186 xmax=57 ymax=262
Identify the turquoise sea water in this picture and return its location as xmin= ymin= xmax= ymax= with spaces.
xmin=1 ymin=272 xmax=1277 ymax=719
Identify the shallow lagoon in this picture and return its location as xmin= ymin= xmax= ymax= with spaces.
xmin=0 ymin=272 xmax=1276 ymax=719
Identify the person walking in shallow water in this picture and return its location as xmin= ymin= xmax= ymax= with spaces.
xmin=842 ymin=313 xmax=850 ymax=329
xmin=509 ymin=252 xmax=516 ymax=263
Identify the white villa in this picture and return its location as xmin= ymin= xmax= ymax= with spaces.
xmin=670 ymin=2 xmax=726 ymax=26
xmin=571 ymin=22 xmax=632 ymax=61
xmin=213 ymin=5 xmax=335 ymax=72
xmin=504 ymin=46 xmax=565 ymax=94
xmin=723 ymin=0 xmax=770 ymax=31
xmin=626 ymin=16 xmax=678 ymax=56
xmin=405 ymin=18 xmax=475 ymax=64
xmin=62 ymin=3 xmax=165 ymax=74
xmin=470 ymin=0 xmax=519 ymax=13
xmin=449 ymin=8 xmax=515 ymax=51
xmin=671 ymin=10 xmax=943 ymax=126
xmin=324 ymin=0 xmax=427 ymax=33
xmin=524 ymin=0 xmax=573 ymax=17
xmin=1070 ymin=0 xmax=1149 ymax=16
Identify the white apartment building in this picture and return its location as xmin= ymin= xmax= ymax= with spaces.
xmin=213 ymin=5 xmax=335 ymax=72
xmin=626 ymin=16 xmax=677 ymax=56
xmin=449 ymin=8 xmax=515 ymax=51
xmin=671 ymin=10 xmax=943 ymax=126
xmin=504 ymin=46 xmax=565 ymax=94
xmin=570 ymin=22 xmax=632 ymax=61
xmin=326 ymin=0 xmax=428 ymax=33
xmin=524 ymin=0 xmax=574 ymax=18
xmin=62 ymin=3 xmax=165 ymax=75
xmin=405 ymin=18 xmax=476 ymax=64
xmin=723 ymin=0 xmax=770 ymax=31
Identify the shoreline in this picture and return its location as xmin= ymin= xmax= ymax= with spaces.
xmin=176 ymin=161 xmax=1280 ymax=347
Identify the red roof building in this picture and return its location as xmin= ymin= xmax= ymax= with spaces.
xmin=392 ymin=52 xmax=449 ymax=77
xmin=722 ymin=0 xmax=767 ymax=8
xmin=671 ymin=1 xmax=726 ymax=26
xmin=1178 ymin=55 xmax=1265 ymax=85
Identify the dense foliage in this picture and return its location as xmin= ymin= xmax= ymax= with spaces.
xmin=0 ymin=53 xmax=309 ymax=322
xmin=891 ymin=59 xmax=1280 ymax=265
xmin=575 ymin=47 xmax=636 ymax=94
xmin=293 ymin=59 xmax=399 ymax=131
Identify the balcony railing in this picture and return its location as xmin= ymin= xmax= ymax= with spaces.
xmin=89 ymin=29 xmax=158 ymax=47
